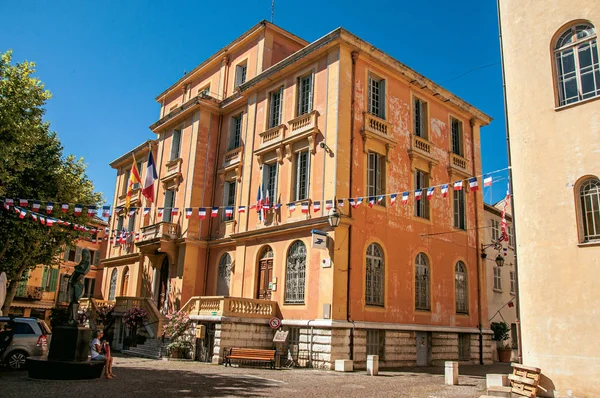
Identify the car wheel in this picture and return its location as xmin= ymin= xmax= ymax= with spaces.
xmin=7 ymin=351 xmax=28 ymax=370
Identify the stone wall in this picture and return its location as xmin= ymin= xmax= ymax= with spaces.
xmin=470 ymin=333 xmax=493 ymax=365
xmin=296 ymin=328 xmax=350 ymax=369
xmin=431 ymin=332 xmax=459 ymax=365
xmin=353 ymin=330 xmax=417 ymax=369
xmin=212 ymin=321 xmax=274 ymax=364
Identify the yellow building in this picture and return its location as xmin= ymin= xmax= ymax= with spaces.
xmin=499 ymin=1 xmax=600 ymax=396
xmin=103 ymin=21 xmax=495 ymax=368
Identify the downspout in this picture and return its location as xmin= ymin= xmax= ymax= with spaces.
xmin=346 ymin=50 xmax=359 ymax=360
xmin=496 ymin=0 xmax=522 ymax=364
xmin=471 ymin=119 xmax=484 ymax=365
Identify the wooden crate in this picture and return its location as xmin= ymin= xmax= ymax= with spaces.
xmin=509 ymin=363 xmax=542 ymax=398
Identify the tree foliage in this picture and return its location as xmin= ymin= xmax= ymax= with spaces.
xmin=0 ymin=50 xmax=102 ymax=313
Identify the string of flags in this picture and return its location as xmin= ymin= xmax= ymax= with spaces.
xmin=1 ymin=168 xmax=509 ymax=221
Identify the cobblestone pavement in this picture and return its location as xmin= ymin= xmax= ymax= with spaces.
xmin=0 ymin=355 xmax=511 ymax=398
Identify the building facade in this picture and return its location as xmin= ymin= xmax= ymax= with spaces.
xmin=499 ymin=1 xmax=600 ymax=396
xmin=8 ymin=218 xmax=107 ymax=323
xmin=483 ymin=201 xmax=517 ymax=362
xmin=103 ymin=21 xmax=494 ymax=369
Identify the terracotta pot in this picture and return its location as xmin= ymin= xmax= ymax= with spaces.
xmin=170 ymin=349 xmax=182 ymax=359
xmin=498 ymin=348 xmax=512 ymax=363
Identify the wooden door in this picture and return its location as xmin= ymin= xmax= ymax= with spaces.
xmin=257 ymin=259 xmax=273 ymax=300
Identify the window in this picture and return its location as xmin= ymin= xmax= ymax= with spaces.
xmin=262 ymin=162 xmax=278 ymax=202
xmin=122 ymin=169 xmax=130 ymax=195
xmin=414 ymin=170 xmax=430 ymax=219
xmin=163 ymin=190 xmax=175 ymax=222
xmin=285 ymin=240 xmax=306 ymax=304
xmin=365 ymin=243 xmax=384 ymax=306
xmin=415 ymin=253 xmax=430 ymax=310
xmin=458 ymin=334 xmax=471 ymax=360
xmin=508 ymin=226 xmax=515 ymax=247
xmin=170 ymin=129 xmax=182 ymax=161
xmin=127 ymin=211 xmax=136 ymax=232
xmin=121 ymin=267 xmax=129 ymax=296
xmin=132 ymin=161 xmax=142 ymax=190
xmin=366 ymin=330 xmax=386 ymax=359
xmin=510 ymin=323 xmax=518 ymax=349
xmin=451 ymin=117 xmax=463 ymax=156
xmin=455 ymin=262 xmax=468 ymax=314
xmin=108 ymin=268 xmax=118 ymax=300
xmin=491 ymin=219 xmax=500 ymax=241
xmin=116 ymin=215 xmax=124 ymax=233
xmin=269 ymin=87 xmax=284 ymax=128
xmin=368 ymin=75 xmax=386 ymax=119
xmin=57 ymin=275 xmax=70 ymax=303
xmin=578 ymin=177 xmax=600 ymax=242
xmin=286 ymin=327 xmax=300 ymax=364
xmin=235 ymin=62 xmax=247 ymax=87
xmin=42 ymin=267 xmax=59 ymax=292
xmin=493 ymin=266 xmax=502 ymax=291
xmin=554 ymin=23 xmax=599 ymax=106
xmin=223 ymin=181 xmax=236 ymax=221
xmin=453 ymin=190 xmax=466 ymax=230
xmin=14 ymin=323 xmax=35 ymax=335
xmin=199 ymin=85 xmax=210 ymax=97
xmin=64 ymin=245 xmax=77 ymax=262
xmin=294 ymin=150 xmax=310 ymax=201
xmin=216 ymin=253 xmax=232 ymax=296
xmin=297 ymin=74 xmax=313 ymax=116
xmin=510 ymin=271 xmax=516 ymax=294
xmin=228 ymin=114 xmax=243 ymax=150
xmin=413 ymin=97 xmax=428 ymax=138
xmin=367 ymin=152 xmax=385 ymax=200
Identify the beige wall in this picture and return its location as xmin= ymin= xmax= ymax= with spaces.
xmin=500 ymin=1 xmax=600 ymax=396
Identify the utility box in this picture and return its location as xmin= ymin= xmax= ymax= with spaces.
xmin=195 ymin=325 xmax=206 ymax=339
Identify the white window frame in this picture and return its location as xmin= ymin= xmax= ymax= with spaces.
xmin=269 ymin=87 xmax=284 ymax=128
xmin=170 ymin=129 xmax=182 ymax=161
xmin=491 ymin=219 xmax=500 ymax=241
xmin=509 ymin=271 xmax=516 ymax=295
xmin=294 ymin=150 xmax=310 ymax=201
xmin=578 ymin=177 xmax=600 ymax=242
xmin=235 ymin=62 xmax=247 ymax=87
xmin=413 ymin=97 xmax=428 ymax=139
xmin=297 ymin=73 xmax=314 ymax=116
xmin=228 ymin=114 xmax=243 ymax=150
xmin=493 ymin=266 xmax=502 ymax=291
xmin=368 ymin=74 xmax=386 ymax=119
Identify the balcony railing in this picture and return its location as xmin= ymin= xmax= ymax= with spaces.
xmin=288 ymin=110 xmax=318 ymax=137
xmin=450 ymin=153 xmax=468 ymax=172
xmin=114 ymin=296 xmax=165 ymax=338
xmin=140 ymin=222 xmax=180 ymax=242
xmin=413 ymin=135 xmax=432 ymax=155
xmin=181 ymin=296 xmax=277 ymax=319
xmin=259 ymin=125 xmax=286 ymax=146
xmin=364 ymin=112 xmax=392 ymax=137
xmin=15 ymin=285 xmax=43 ymax=300
xmin=223 ymin=146 xmax=243 ymax=168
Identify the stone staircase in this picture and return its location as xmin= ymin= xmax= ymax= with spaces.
xmin=122 ymin=338 xmax=167 ymax=360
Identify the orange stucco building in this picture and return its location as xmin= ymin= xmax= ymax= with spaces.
xmin=102 ymin=21 xmax=493 ymax=368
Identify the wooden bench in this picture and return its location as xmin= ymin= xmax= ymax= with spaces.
xmin=224 ymin=348 xmax=276 ymax=369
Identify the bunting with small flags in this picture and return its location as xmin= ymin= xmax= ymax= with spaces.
xmin=313 ymin=201 xmax=321 ymax=212
xmin=211 ymin=207 xmax=219 ymax=217
xmin=32 ymin=201 xmax=41 ymax=212
xmin=427 ymin=187 xmax=435 ymax=200
xmin=469 ymin=177 xmax=479 ymax=192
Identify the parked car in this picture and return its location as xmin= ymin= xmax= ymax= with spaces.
xmin=0 ymin=316 xmax=52 ymax=370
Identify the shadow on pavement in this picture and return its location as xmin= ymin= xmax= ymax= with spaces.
xmin=382 ymin=362 xmax=512 ymax=378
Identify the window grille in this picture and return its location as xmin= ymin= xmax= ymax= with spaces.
xmin=366 ymin=330 xmax=385 ymax=359
xmin=455 ymin=262 xmax=468 ymax=314
xmin=285 ymin=241 xmax=306 ymax=304
xmin=415 ymin=253 xmax=430 ymax=310
xmin=365 ymin=243 xmax=384 ymax=306
xmin=579 ymin=178 xmax=600 ymax=242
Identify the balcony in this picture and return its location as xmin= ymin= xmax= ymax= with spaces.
xmin=288 ymin=110 xmax=318 ymax=138
xmin=259 ymin=124 xmax=286 ymax=147
xmin=117 ymin=189 xmax=141 ymax=207
xmin=407 ymin=135 xmax=438 ymax=173
xmin=360 ymin=112 xmax=396 ymax=158
xmin=363 ymin=112 xmax=392 ymax=137
xmin=160 ymin=158 xmax=183 ymax=190
xmin=223 ymin=146 xmax=243 ymax=168
xmin=139 ymin=222 xmax=180 ymax=242
xmin=181 ymin=296 xmax=277 ymax=319
xmin=448 ymin=152 xmax=470 ymax=177
xmin=15 ymin=285 xmax=43 ymax=300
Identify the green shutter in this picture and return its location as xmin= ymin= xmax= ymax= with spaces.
xmin=48 ymin=268 xmax=59 ymax=292
xmin=63 ymin=245 xmax=70 ymax=261
xmin=15 ymin=271 xmax=29 ymax=297
xmin=75 ymin=247 xmax=82 ymax=263
xmin=41 ymin=267 xmax=48 ymax=291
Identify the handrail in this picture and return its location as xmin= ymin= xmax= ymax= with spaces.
xmin=181 ymin=296 xmax=277 ymax=319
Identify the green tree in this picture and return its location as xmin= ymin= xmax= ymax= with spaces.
xmin=0 ymin=50 xmax=102 ymax=313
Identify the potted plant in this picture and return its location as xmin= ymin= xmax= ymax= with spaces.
xmin=163 ymin=310 xmax=191 ymax=359
xmin=490 ymin=321 xmax=512 ymax=363
xmin=122 ymin=306 xmax=148 ymax=346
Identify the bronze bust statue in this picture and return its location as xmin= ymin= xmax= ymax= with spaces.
xmin=67 ymin=248 xmax=91 ymax=325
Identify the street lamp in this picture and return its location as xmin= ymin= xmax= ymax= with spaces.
xmin=494 ymin=253 xmax=505 ymax=267
xmin=328 ymin=208 xmax=341 ymax=228
xmin=481 ymin=240 xmax=505 ymax=267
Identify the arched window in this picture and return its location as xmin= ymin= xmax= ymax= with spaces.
xmin=579 ymin=177 xmax=600 ymax=242
xmin=554 ymin=23 xmax=599 ymax=106
xmin=415 ymin=253 xmax=430 ymax=311
xmin=455 ymin=261 xmax=468 ymax=314
xmin=216 ymin=253 xmax=232 ymax=296
xmin=121 ymin=266 xmax=129 ymax=296
xmin=108 ymin=268 xmax=118 ymax=300
xmin=284 ymin=241 xmax=306 ymax=304
xmin=365 ymin=243 xmax=384 ymax=306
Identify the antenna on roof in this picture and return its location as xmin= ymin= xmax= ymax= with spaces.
xmin=271 ymin=0 xmax=274 ymax=23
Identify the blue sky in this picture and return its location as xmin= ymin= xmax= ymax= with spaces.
xmin=2 ymin=0 xmax=508 ymax=206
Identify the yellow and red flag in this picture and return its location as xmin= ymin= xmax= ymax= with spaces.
xmin=125 ymin=155 xmax=142 ymax=212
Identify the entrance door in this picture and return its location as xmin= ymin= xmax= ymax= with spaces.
xmin=257 ymin=246 xmax=274 ymax=300
xmin=416 ymin=332 xmax=430 ymax=366
xmin=157 ymin=257 xmax=169 ymax=313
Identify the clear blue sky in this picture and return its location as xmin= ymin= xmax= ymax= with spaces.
xmin=1 ymin=0 xmax=508 ymax=206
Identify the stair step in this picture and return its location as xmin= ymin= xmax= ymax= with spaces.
xmin=486 ymin=386 xmax=512 ymax=397
xmin=122 ymin=349 xmax=161 ymax=360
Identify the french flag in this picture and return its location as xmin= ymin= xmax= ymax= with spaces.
xmin=199 ymin=208 xmax=207 ymax=219
xmin=87 ymin=206 xmax=96 ymax=217
xmin=402 ymin=192 xmax=409 ymax=204
xmin=325 ymin=200 xmax=333 ymax=210
xmin=129 ymin=208 xmax=136 ymax=217
xmin=40 ymin=216 xmax=46 ymax=225
xmin=74 ymin=205 xmax=83 ymax=216
xmin=441 ymin=184 xmax=449 ymax=198
xmin=46 ymin=202 xmax=54 ymax=214
xmin=158 ymin=208 xmax=164 ymax=218
xmin=313 ymin=201 xmax=321 ymax=212
xmin=484 ymin=174 xmax=493 ymax=187
xmin=171 ymin=207 xmax=179 ymax=216
xmin=415 ymin=189 xmax=423 ymax=201
xmin=6 ymin=198 xmax=14 ymax=207
xmin=238 ymin=206 xmax=246 ymax=213
xmin=19 ymin=199 xmax=28 ymax=207
xmin=301 ymin=202 xmax=309 ymax=214
xmin=274 ymin=203 xmax=281 ymax=210
xmin=368 ymin=197 xmax=375 ymax=208
xmin=263 ymin=189 xmax=271 ymax=210
xmin=143 ymin=207 xmax=150 ymax=216
xmin=46 ymin=218 xmax=55 ymax=227
xmin=288 ymin=203 xmax=296 ymax=213
xmin=390 ymin=193 xmax=397 ymax=206
xmin=19 ymin=208 xmax=27 ymax=219
xmin=453 ymin=180 xmax=463 ymax=191
xmin=377 ymin=196 xmax=384 ymax=205
xmin=185 ymin=208 xmax=193 ymax=219
xmin=61 ymin=203 xmax=69 ymax=213
xmin=211 ymin=207 xmax=219 ymax=217
xmin=142 ymin=151 xmax=158 ymax=203
xmin=469 ymin=177 xmax=479 ymax=192
xmin=32 ymin=201 xmax=41 ymax=212
xmin=427 ymin=187 xmax=435 ymax=200
xmin=256 ymin=185 xmax=263 ymax=213
xmin=102 ymin=206 xmax=110 ymax=217
xmin=337 ymin=199 xmax=344 ymax=208
xmin=31 ymin=212 xmax=38 ymax=222
xmin=225 ymin=207 xmax=233 ymax=217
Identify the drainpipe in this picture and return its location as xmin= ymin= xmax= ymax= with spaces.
xmin=346 ymin=51 xmax=359 ymax=361
xmin=471 ymin=119 xmax=484 ymax=365
xmin=496 ymin=0 xmax=522 ymax=364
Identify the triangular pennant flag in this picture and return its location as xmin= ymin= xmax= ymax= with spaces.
xmin=171 ymin=207 xmax=179 ymax=216
xmin=32 ymin=201 xmax=41 ymax=212
xmin=349 ymin=198 xmax=356 ymax=208
xmin=288 ymin=203 xmax=296 ymax=213
xmin=453 ymin=180 xmax=463 ymax=191
xmin=185 ymin=208 xmax=193 ymax=219
xmin=469 ymin=177 xmax=479 ymax=192
xmin=377 ymin=195 xmax=384 ymax=205
xmin=211 ymin=207 xmax=219 ymax=217
xmin=158 ymin=208 xmax=164 ymax=218
xmin=356 ymin=198 xmax=364 ymax=207
xmin=441 ymin=184 xmax=449 ymax=198
xmin=199 ymin=208 xmax=206 ymax=219
xmin=40 ymin=216 xmax=46 ymax=225
xmin=19 ymin=208 xmax=27 ymax=219
xmin=402 ymin=192 xmax=410 ymax=204
xmin=390 ymin=194 xmax=397 ymax=206
xmin=238 ymin=206 xmax=246 ymax=213
xmin=484 ymin=174 xmax=493 ymax=187
xmin=225 ymin=207 xmax=233 ymax=216
xmin=427 ymin=187 xmax=435 ymax=200
xmin=325 ymin=200 xmax=333 ymax=210
xmin=46 ymin=202 xmax=54 ymax=214
xmin=143 ymin=207 xmax=150 ymax=216
xmin=313 ymin=201 xmax=321 ymax=212
xmin=368 ymin=197 xmax=375 ymax=208
xmin=415 ymin=189 xmax=423 ymax=201
xmin=337 ymin=199 xmax=344 ymax=208
xmin=301 ymin=202 xmax=309 ymax=214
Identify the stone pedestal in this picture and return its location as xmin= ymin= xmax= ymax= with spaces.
xmin=48 ymin=326 xmax=92 ymax=362
xmin=335 ymin=359 xmax=353 ymax=372
xmin=445 ymin=361 xmax=459 ymax=385
xmin=366 ymin=355 xmax=379 ymax=376
xmin=486 ymin=373 xmax=509 ymax=387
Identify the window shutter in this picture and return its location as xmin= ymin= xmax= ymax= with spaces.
xmin=49 ymin=268 xmax=59 ymax=292
xmin=64 ymin=245 xmax=70 ymax=261
xmin=170 ymin=130 xmax=181 ymax=160
xmin=75 ymin=247 xmax=82 ymax=263
xmin=368 ymin=76 xmax=373 ymax=113
xmin=379 ymin=80 xmax=386 ymax=119
xmin=41 ymin=267 xmax=48 ymax=291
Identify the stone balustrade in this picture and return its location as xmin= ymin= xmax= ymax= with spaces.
xmin=450 ymin=153 xmax=468 ymax=171
xmin=140 ymin=222 xmax=180 ymax=242
xmin=181 ymin=296 xmax=277 ymax=319
xmin=223 ymin=146 xmax=243 ymax=167
xmin=288 ymin=110 xmax=318 ymax=136
xmin=413 ymin=135 xmax=432 ymax=154
xmin=259 ymin=125 xmax=285 ymax=145
xmin=364 ymin=112 xmax=392 ymax=137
